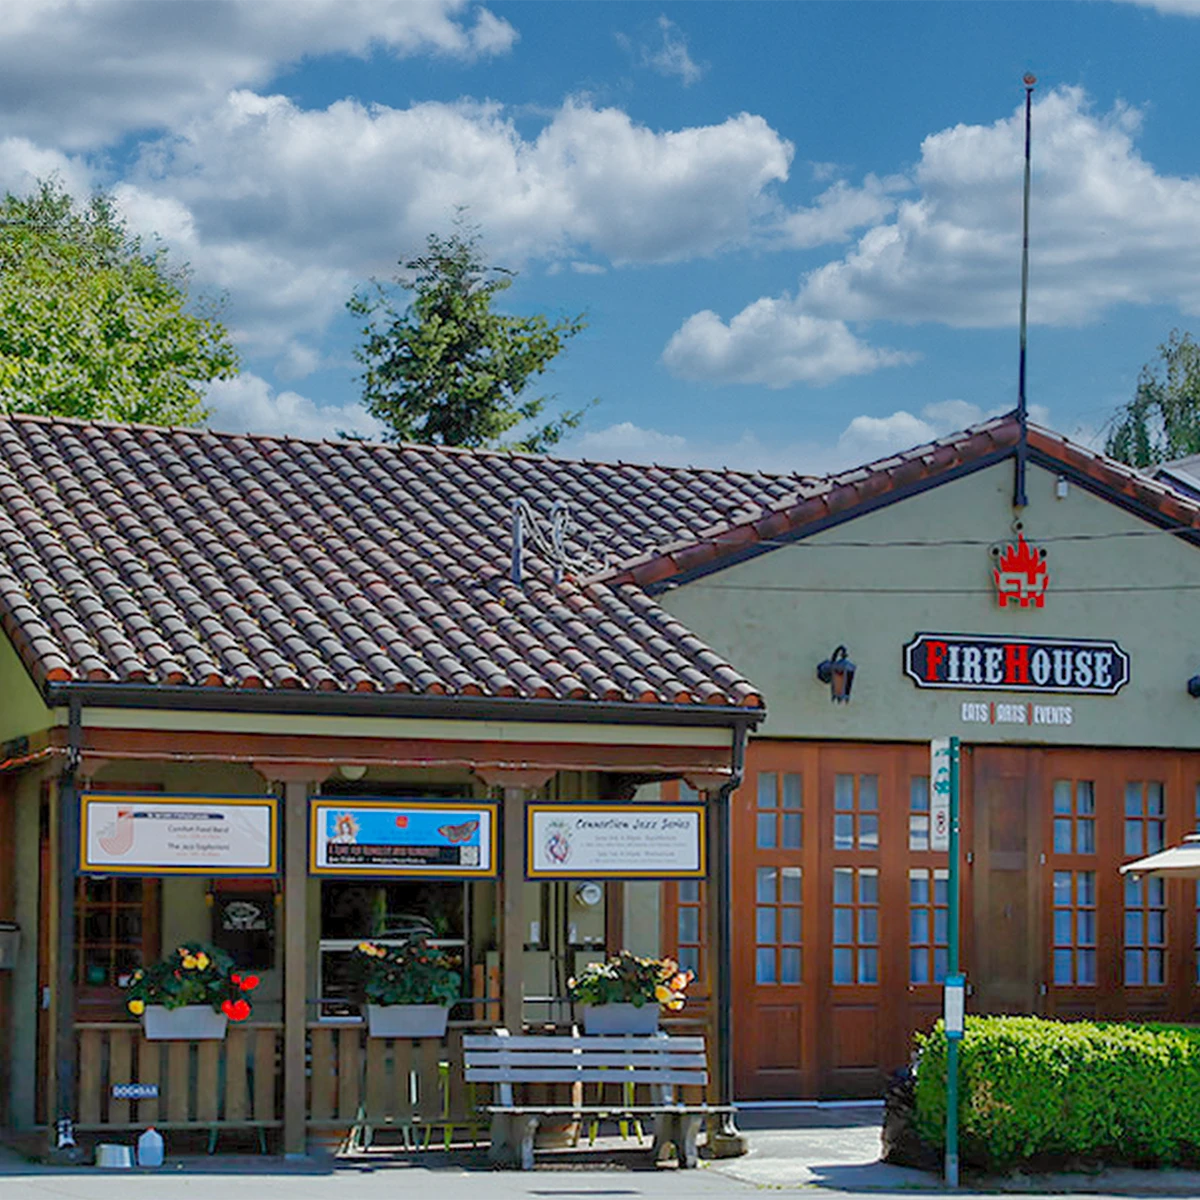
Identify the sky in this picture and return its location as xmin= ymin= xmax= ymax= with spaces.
xmin=5 ymin=0 xmax=1200 ymax=474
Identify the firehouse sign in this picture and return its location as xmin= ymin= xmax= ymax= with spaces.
xmin=904 ymin=633 xmax=1130 ymax=696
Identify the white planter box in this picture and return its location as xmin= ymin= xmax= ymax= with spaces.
xmin=142 ymin=1005 xmax=229 ymax=1041
xmin=581 ymin=1003 xmax=660 ymax=1036
xmin=366 ymin=1004 xmax=449 ymax=1039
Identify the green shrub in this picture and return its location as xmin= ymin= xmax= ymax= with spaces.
xmin=914 ymin=1016 xmax=1200 ymax=1171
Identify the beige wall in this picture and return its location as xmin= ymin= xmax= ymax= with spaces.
xmin=663 ymin=461 xmax=1200 ymax=748
xmin=0 ymin=634 xmax=56 ymax=747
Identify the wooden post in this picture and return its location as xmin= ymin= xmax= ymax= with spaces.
xmin=282 ymin=778 xmax=309 ymax=1157
xmin=502 ymin=786 xmax=526 ymax=1033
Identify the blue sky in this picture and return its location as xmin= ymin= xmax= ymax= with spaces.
xmin=4 ymin=0 xmax=1200 ymax=472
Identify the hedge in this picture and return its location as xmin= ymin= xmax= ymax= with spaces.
xmin=914 ymin=1016 xmax=1200 ymax=1171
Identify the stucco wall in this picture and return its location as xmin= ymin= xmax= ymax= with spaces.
xmin=662 ymin=461 xmax=1200 ymax=748
xmin=0 ymin=634 xmax=55 ymax=747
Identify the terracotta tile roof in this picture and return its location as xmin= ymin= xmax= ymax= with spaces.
xmin=0 ymin=414 xmax=792 ymax=708
xmin=3 ymin=411 xmax=1186 ymax=710
xmin=601 ymin=416 xmax=1200 ymax=591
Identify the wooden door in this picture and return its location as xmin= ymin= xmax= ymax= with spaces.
xmin=971 ymin=747 xmax=1040 ymax=1015
xmin=731 ymin=744 xmax=818 ymax=1098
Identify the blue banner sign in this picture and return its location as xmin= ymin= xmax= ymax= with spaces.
xmin=309 ymin=799 xmax=498 ymax=877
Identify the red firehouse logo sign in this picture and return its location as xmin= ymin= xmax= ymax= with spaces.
xmin=904 ymin=633 xmax=1129 ymax=696
xmin=993 ymin=533 xmax=1048 ymax=608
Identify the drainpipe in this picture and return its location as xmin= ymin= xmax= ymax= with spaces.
xmin=52 ymin=698 xmax=82 ymax=1156
xmin=711 ymin=722 xmax=748 ymax=1153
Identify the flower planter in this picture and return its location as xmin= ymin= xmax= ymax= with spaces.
xmin=366 ymin=1003 xmax=450 ymax=1039
xmin=580 ymin=1003 xmax=660 ymax=1036
xmin=142 ymin=1005 xmax=228 ymax=1041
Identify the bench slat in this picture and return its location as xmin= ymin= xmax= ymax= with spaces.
xmin=466 ymin=1051 xmax=705 ymax=1068
xmin=466 ymin=1068 xmax=706 ymax=1084
xmin=462 ymin=1035 xmax=705 ymax=1051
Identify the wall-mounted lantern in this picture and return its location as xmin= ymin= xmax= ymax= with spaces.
xmin=817 ymin=645 xmax=856 ymax=704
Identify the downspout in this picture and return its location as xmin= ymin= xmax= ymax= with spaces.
xmin=52 ymin=697 xmax=82 ymax=1154
xmin=714 ymin=721 xmax=749 ymax=1144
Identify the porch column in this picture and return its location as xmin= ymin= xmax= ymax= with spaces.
xmin=475 ymin=770 xmax=554 ymax=1033
xmin=257 ymin=767 xmax=331 ymax=1159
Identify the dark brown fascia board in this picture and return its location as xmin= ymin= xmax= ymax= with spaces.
xmin=42 ymin=680 xmax=765 ymax=732
xmin=643 ymin=445 xmax=1015 ymax=595
xmin=1026 ymin=445 xmax=1200 ymax=548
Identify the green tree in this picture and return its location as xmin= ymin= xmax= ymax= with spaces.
xmin=349 ymin=219 xmax=589 ymax=451
xmin=1105 ymin=329 xmax=1200 ymax=467
xmin=0 ymin=179 xmax=238 ymax=425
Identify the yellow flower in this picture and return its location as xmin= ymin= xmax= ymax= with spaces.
xmin=181 ymin=955 xmax=199 ymax=970
xmin=357 ymin=942 xmax=372 ymax=953
xmin=128 ymin=999 xmax=145 ymax=1016
xmin=194 ymin=953 xmax=210 ymax=970
xmin=668 ymin=997 xmax=684 ymax=1011
xmin=654 ymin=984 xmax=671 ymax=1003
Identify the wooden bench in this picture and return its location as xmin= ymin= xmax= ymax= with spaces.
xmin=462 ymin=1030 xmax=732 ymax=1169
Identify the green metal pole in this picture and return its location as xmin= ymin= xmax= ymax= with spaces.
xmin=945 ymin=736 xmax=962 ymax=1188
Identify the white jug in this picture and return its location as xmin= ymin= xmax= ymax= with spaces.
xmin=136 ymin=1126 xmax=164 ymax=1168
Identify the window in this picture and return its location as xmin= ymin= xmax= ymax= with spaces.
xmin=1053 ymin=870 xmax=1096 ymax=985
xmin=77 ymin=877 xmax=148 ymax=989
xmin=834 ymin=774 xmax=879 ymax=851
xmin=754 ymin=866 xmax=802 ymax=984
xmin=675 ymin=879 xmax=703 ymax=979
xmin=757 ymin=772 xmax=802 ymax=850
xmin=1053 ymin=780 xmax=1096 ymax=855
xmin=833 ymin=867 xmax=879 ymax=984
xmin=909 ymin=776 xmax=931 ymax=851
xmin=909 ymin=868 xmax=948 ymax=984
xmin=1124 ymin=782 xmax=1165 ymax=858
xmin=1124 ymin=875 xmax=1166 ymax=986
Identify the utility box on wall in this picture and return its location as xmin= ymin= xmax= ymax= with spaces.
xmin=0 ymin=921 xmax=20 ymax=969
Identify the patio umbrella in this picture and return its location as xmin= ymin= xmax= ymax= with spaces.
xmin=1120 ymin=832 xmax=1200 ymax=879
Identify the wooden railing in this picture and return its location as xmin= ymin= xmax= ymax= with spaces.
xmin=75 ymin=1023 xmax=282 ymax=1131
xmin=75 ymin=1015 xmax=712 ymax=1142
xmin=307 ymin=1023 xmax=486 ymax=1144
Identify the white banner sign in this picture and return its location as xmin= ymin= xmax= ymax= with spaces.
xmin=527 ymin=805 xmax=705 ymax=879
xmin=81 ymin=795 xmax=278 ymax=875
xmin=929 ymin=740 xmax=952 ymax=853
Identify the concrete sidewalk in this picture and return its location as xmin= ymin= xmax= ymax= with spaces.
xmin=6 ymin=1108 xmax=1200 ymax=1196
xmin=725 ymin=1104 xmax=1200 ymax=1195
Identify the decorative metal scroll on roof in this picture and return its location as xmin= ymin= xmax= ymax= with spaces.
xmin=510 ymin=498 xmax=609 ymax=586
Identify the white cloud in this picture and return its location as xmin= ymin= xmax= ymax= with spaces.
xmin=1112 ymin=0 xmax=1200 ymax=12
xmin=99 ymin=92 xmax=792 ymax=358
xmin=799 ymin=87 xmax=1200 ymax=328
xmin=643 ymin=16 xmax=706 ymax=86
xmin=204 ymin=374 xmax=384 ymax=441
xmin=563 ymin=402 xmax=1068 ymax=478
xmin=661 ymin=300 xmax=918 ymax=387
xmin=0 ymin=137 xmax=94 ymax=199
xmin=0 ymin=0 xmax=517 ymax=149
xmin=780 ymin=175 xmax=905 ymax=249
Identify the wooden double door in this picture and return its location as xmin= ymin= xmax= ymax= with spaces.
xmin=731 ymin=740 xmax=1200 ymax=1100
xmin=732 ymin=741 xmax=952 ymax=1099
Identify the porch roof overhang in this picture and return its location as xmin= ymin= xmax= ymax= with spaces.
xmin=36 ymin=681 xmax=761 ymax=783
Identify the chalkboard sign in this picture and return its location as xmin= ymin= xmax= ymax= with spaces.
xmin=211 ymin=892 xmax=275 ymax=970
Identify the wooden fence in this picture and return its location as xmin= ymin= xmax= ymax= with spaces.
xmin=76 ymin=1016 xmax=713 ymax=1145
xmin=75 ymin=1023 xmax=282 ymax=1132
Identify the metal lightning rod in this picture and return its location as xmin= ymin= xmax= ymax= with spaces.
xmin=1014 ymin=72 xmax=1036 ymax=509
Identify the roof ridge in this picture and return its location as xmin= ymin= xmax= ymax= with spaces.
xmin=0 ymin=411 xmax=818 ymax=483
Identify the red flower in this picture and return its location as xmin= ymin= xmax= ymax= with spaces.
xmin=231 ymin=973 xmax=242 ymax=985
xmin=222 ymin=998 xmax=251 ymax=1022
xmin=240 ymin=974 xmax=260 ymax=991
